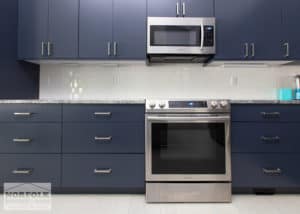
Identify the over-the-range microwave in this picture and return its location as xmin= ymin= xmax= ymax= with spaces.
xmin=147 ymin=17 xmax=216 ymax=63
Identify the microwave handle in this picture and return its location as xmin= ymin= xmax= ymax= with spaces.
xmin=200 ymin=25 xmax=204 ymax=49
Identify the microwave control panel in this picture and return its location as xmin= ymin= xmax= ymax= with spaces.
xmin=203 ymin=26 xmax=214 ymax=47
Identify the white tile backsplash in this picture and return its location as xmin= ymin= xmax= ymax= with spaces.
xmin=39 ymin=62 xmax=300 ymax=100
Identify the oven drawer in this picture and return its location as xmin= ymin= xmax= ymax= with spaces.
xmin=62 ymin=154 xmax=145 ymax=189
xmin=63 ymin=104 xmax=144 ymax=122
xmin=231 ymin=104 xmax=300 ymax=122
xmin=0 ymin=123 xmax=61 ymax=153
xmin=232 ymin=123 xmax=300 ymax=153
xmin=0 ymin=104 xmax=62 ymax=122
xmin=0 ymin=154 xmax=61 ymax=187
xmin=62 ymin=123 xmax=144 ymax=153
xmin=232 ymin=154 xmax=300 ymax=188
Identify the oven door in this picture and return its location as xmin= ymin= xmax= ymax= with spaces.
xmin=147 ymin=17 xmax=215 ymax=55
xmin=146 ymin=114 xmax=231 ymax=182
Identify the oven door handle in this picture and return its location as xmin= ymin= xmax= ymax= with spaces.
xmin=147 ymin=115 xmax=230 ymax=123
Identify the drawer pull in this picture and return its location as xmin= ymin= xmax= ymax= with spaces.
xmin=12 ymin=168 xmax=33 ymax=175
xmin=13 ymin=138 xmax=32 ymax=143
xmin=94 ymin=136 xmax=112 ymax=142
xmin=93 ymin=112 xmax=112 ymax=116
xmin=263 ymin=168 xmax=282 ymax=175
xmin=261 ymin=112 xmax=280 ymax=119
xmin=260 ymin=136 xmax=280 ymax=143
xmin=94 ymin=168 xmax=112 ymax=174
xmin=13 ymin=112 xmax=32 ymax=116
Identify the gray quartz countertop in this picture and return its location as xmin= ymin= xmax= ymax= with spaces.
xmin=230 ymin=100 xmax=300 ymax=104
xmin=0 ymin=99 xmax=146 ymax=104
xmin=0 ymin=99 xmax=300 ymax=105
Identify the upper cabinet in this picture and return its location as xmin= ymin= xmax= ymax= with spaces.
xmin=79 ymin=0 xmax=146 ymax=59
xmin=282 ymin=0 xmax=300 ymax=60
xmin=215 ymin=0 xmax=282 ymax=60
xmin=215 ymin=0 xmax=300 ymax=61
xmin=147 ymin=0 xmax=214 ymax=17
xmin=18 ymin=0 xmax=79 ymax=60
xmin=18 ymin=0 xmax=49 ymax=59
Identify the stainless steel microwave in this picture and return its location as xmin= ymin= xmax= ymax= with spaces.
xmin=147 ymin=17 xmax=216 ymax=63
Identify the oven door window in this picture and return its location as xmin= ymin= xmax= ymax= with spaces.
xmin=151 ymin=123 xmax=225 ymax=174
xmin=150 ymin=26 xmax=201 ymax=47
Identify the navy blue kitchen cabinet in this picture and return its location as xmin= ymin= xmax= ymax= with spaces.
xmin=215 ymin=0 xmax=282 ymax=60
xmin=62 ymin=154 xmax=145 ymax=192
xmin=282 ymin=0 xmax=300 ymax=59
xmin=18 ymin=0 xmax=79 ymax=59
xmin=79 ymin=0 xmax=113 ymax=59
xmin=0 ymin=155 xmax=61 ymax=188
xmin=113 ymin=0 xmax=146 ymax=59
xmin=147 ymin=0 xmax=214 ymax=17
xmin=79 ymin=0 xmax=146 ymax=59
xmin=231 ymin=104 xmax=300 ymax=193
xmin=63 ymin=123 xmax=144 ymax=153
xmin=147 ymin=0 xmax=179 ymax=17
xmin=48 ymin=0 xmax=79 ymax=58
xmin=18 ymin=0 xmax=49 ymax=59
xmin=183 ymin=0 xmax=214 ymax=17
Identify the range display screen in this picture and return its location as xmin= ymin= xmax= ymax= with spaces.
xmin=168 ymin=101 xmax=207 ymax=108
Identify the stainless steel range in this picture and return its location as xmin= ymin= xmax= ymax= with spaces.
xmin=145 ymin=100 xmax=231 ymax=203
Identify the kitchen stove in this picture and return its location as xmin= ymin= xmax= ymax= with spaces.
xmin=145 ymin=99 xmax=231 ymax=203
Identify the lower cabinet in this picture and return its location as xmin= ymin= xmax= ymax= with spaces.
xmin=0 ymin=154 xmax=61 ymax=188
xmin=231 ymin=104 xmax=300 ymax=193
xmin=62 ymin=154 xmax=145 ymax=192
xmin=232 ymin=154 xmax=300 ymax=189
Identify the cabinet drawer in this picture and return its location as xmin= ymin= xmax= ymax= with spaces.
xmin=232 ymin=123 xmax=300 ymax=153
xmin=0 ymin=155 xmax=60 ymax=187
xmin=63 ymin=104 xmax=144 ymax=122
xmin=231 ymin=104 xmax=300 ymax=122
xmin=232 ymin=154 xmax=300 ymax=188
xmin=0 ymin=123 xmax=61 ymax=153
xmin=0 ymin=104 xmax=62 ymax=122
xmin=63 ymin=123 xmax=144 ymax=153
xmin=62 ymin=154 xmax=145 ymax=189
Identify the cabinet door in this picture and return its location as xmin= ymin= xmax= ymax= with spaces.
xmin=18 ymin=0 xmax=48 ymax=59
xmin=79 ymin=0 xmax=113 ymax=59
xmin=48 ymin=0 xmax=79 ymax=58
xmin=182 ymin=0 xmax=214 ymax=17
xmin=248 ymin=0 xmax=282 ymax=60
xmin=283 ymin=0 xmax=300 ymax=59
xmin=214 ymin=0 xmax=251 ymax=60
xmin=147 ymin=0 xmax=179 ymax=17
xmin=113 ymin=0 xmax=146 ymax=59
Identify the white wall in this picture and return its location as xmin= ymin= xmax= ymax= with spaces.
xmin=39 ymin=62 xmax=300 ymax=100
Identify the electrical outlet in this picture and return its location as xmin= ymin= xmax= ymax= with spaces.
xmin=230 ymin=76 xmax=238 ymax=87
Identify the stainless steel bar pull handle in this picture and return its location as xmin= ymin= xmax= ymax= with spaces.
xmin=12 ymin=168 xmax=33 ymax=175
xmin=182 ymin=2 xmax=186 ymax=17
xmin=263 ymin=168 xmax=282 ymax=175
xmin=13 ymin=138 xmax=32 ymax=143
xmin=251 ymin=43 xmax=255 ymax=57
xmin=41 ymin=41 xmax=45 ymax=56
xmin=284 ymin=42 xmax=290 ymax=58
xmin=260 ymin=136 xmax=280 ymax=143
xmin=94 ymin=136 xmax=112 ymax=141
xmin=13 ymin=112 xmax=32 ymax=116
xmin=94 ymin=168 xmax=112 ymax=174
xmin=113 ymin=42 xmax=117 ymax=56
xmin=244 ymin=43 xmax=249 ymax=58
xmin=107 ymin=42 xmax=111 ymax=56
xmin=176 ymin=2 xmax=180 ymax=16
xmin=47 ymin=42 xmax=52 ymax=56
xmin=261 ymin=112 xmax=280 ymax=118
xmin=94 ymin=112 xmax=112 ymax=116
